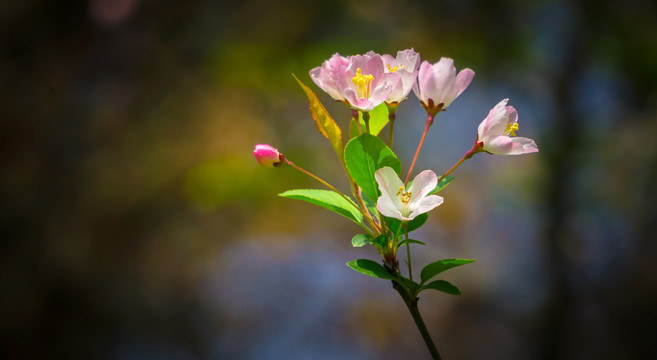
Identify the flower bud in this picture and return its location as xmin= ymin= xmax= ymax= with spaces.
xmin=253 ymin=144 xmax=284 ymax=167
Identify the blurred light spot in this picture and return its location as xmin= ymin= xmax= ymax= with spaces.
xmin=90 ymin=0 xmax=136 ymax=26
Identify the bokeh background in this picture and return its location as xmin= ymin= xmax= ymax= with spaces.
xmin=2 ymin=0 xmax=657 ymax=359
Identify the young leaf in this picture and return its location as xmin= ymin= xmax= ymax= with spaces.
xmin=352 ymin=234 xmax=372 ymax=247
xmin=279 ymin=189 xmax=363 ymax=226
xmin=292 ymin=74 xmax=343 ymax=160
xmin=346 ymin=259 xmax=396 ymax=280
xmin=383 ymin=213 xmax=429 ymax=234
xmin=349 ymin=104 xmax=389 ymax=138
xmin=420 ymin=258 xmax=476 ymax=284
xmin=344 ymin=133 xmax=401 ymax=201
xmin=428 ymin=176 xmax=455 ymax=195
xmin=397 ymin=239 xmax=426 ymax=248
xmin=421 ymin=280 xmax=462 ymax=295
xmin=371 ymin=234 xmax=387 ymax=250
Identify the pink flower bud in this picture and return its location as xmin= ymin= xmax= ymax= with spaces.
xmin=253 ymin=144 xmax=284 ymax=167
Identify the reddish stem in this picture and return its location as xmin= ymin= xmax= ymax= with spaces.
xmin=405 ymin=114 xmax=434 ymax=186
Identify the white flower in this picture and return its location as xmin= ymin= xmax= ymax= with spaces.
xmin=375 ymin=166 xmax=444 ymax=221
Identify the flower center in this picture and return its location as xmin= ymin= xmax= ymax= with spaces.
xmin=352 ymin=68 xmax=374 ymax=99
xmin=396 ymin=186 xmax=413 ymax=204
xmin=386 ymin=63 xmax=406 ymax=73
xmin=505 ymin=121 xmax=519 ymax=137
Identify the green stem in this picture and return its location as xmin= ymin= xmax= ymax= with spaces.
xmin=392 ymin=281 xmax=442 ymax=360
xmin=389 ymin=115 xmax=396 ymax=149
xmin=404 ymin=223 xmax=412 ymax=281
xmin=352 ymin=109 xmax=363 ymax=134
xmin=386 ymin=103 xmax=398 ymax=149
xmin=363 ymin=111 xmax=371 ymax=134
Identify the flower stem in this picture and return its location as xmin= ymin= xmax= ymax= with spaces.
xmin=437 ymin=142 xmax=480 ymax=184
xmin=352 ymin=109 xmax=363 ymax=134
xmin=363 ymin=111 xmax=371 ymax=133
xmin=404 ymin=223 xmax=412 ymax=281
xmin=392 ymin=281 xmax=442 ymax=359
xmin=386 ymin=103 xmax=398 ymax=149
xmin=286 ymin=159 xmax=373 ymax=234
xmin=405 ymin=114 xmax=434 ymax=186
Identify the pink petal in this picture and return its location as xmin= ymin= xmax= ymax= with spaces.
xmin=485 ymin=136 xmax=538 ymax=155
xmin=477 ymin=99 xmax=510 ymax=139
xmin=381 ymin=54 xmax=396 ymax=70
xmin=413 ymin=61 xmax=436 ymax=104
xmin=452 ymin=68 xmax=475 ymax=100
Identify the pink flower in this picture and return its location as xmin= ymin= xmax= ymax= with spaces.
xmin=476 ymin=99 xmax=538 ymax=155
xmin=382 ymin=49 xmax=421 ymax=104
xmin=375 ymin=166 xmax=444 ymax=221
xmin=253 ymin=144 xmax=284 ymax=167
xmin=412 ymin=57 xmax=475 ymax=115
xmin=309 ymin=53 xmax=350 ymax=102
xmin=338 ymin=51 xmax=393 ymax=112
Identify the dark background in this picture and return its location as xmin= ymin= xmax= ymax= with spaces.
xmin=2 ymin=0 xmax=657 ymax=359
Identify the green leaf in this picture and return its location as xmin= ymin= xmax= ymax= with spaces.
xmin=397 ymin=239 xmax=426 ymax=248
xmin=428 ymin=176 xmax=455 ymax=195
xmin=383 ymin=213 xmax=429 ymax=234
xmin=420 ymin=258 xmax=476 ymax=284
xmin=360 ymin=103 xmax=389 ymax=136
xmin=397 ymin=276 xmax=422 ymax=293
xmin=279 ymin=189 xmax=363 ymax=226
xmin=348 ymin=104 xmax=390 ymax=138
xmin=346 ymin=259 xmax=396 ymax=280
xmin=371 ymin=234 xmax=387 ymax=250
xmin=349 ymin=117 xmax=361 ymax=139
xmin=360 ymin=193 xmax=378 ymax=220
xmin=421 ymin=280 xmax=462 ymax=295
xmin=351 ymin=234 xmax=372 ymax=247
xmin=293 ymin=74 xmax=343 ymax=160
xmin=344 ymin=133 xmax=401 ymax=201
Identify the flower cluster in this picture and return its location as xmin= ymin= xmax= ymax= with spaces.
xmin=309 ymin=49 xmax=475 ymax=115
xmin=256 ymin=48 xmax=538 ymax=224
xmin=252 ymin=49 xmax=539 ymax=357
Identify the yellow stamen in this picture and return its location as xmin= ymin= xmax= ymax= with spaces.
xmin=505 ymin=121 xmax=519 ymax=137
xmin=386 ymin=63 xmax=406 ymax=73
xmin=396 ymin=186 xmax=413 ymax=204
xmin=352 ymin=68 xmax=374 ymax=98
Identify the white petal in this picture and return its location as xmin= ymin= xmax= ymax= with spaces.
xmin=374 ymin=166 xmax=404 ymax=212
xmin=409 ymin=195 xmax=444 ymax=219
xmin=407 ymin=170 xmax=438 ymax=205
xmin=376 ymin=199 xmax=404 ymax=220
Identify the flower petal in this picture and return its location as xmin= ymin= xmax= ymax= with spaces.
xmin=376 ymin=201 xmax=404 ymax=220
xmin=413 ymin=61 xmax=435 ymax=104
xmin=484 ymin=136 xmax=538 ymax=155
xmin=407 ymin=169 xmax=438 ymax=203
xmin=478 ymin=99 xmax=510 ymax=140
xmin=375 ymin=166 xmax=405 ymax=212
xmin=409 ymin=195 xmax=444 ymax=220
xmin=449 ymin=68 xmax=475 ymax=104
